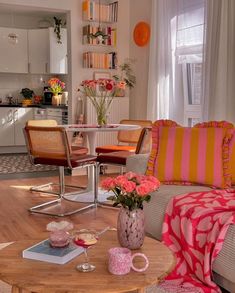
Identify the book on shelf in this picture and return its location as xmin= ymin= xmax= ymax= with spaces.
xmin=82 ymin=0 xmax=118 ymax=23
xmin=83 ymin=24 xmax=117 ymax=46
xmin=83 ymin=51 xmax=117 ymax=69
xmin=22 ymin=239 xmax=84 ymax=265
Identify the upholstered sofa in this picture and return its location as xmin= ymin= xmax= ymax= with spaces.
xmin=127 ymin=153 xmax=235 ymax=293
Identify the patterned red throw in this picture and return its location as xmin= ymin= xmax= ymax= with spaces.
xmin=159 ymin=189 xmax=235 ymax=293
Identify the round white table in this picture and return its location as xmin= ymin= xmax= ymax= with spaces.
xmin=61 ymin=124 xmax=141 ymax=202
xmin=64 ymin=124 xmax=140 ymax=155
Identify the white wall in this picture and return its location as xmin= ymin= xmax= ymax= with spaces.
xmin=0 ymin=0 xmax=130 ymax=123
xmin=129 ymin=0 xmax=151 ymax=119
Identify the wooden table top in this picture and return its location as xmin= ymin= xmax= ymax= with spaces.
xmin=0 ymin=231 xmax=175 ymax=293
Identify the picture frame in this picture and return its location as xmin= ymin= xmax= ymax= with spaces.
xmin=93 ymin=71 xmax=111 ymax=80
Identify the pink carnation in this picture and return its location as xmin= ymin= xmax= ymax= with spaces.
xmin=121 ymin=181 xmax=136 ymax=193
xmin=100 ymin=178 xmax=116 ymax=190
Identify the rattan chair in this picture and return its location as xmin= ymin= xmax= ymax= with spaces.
xmin=26 ymin=120 xmax=88 ymax=195
xmin=97 ymin=127 xmax=152 ymax=173
xmin=95 ymin=119 xmax=152 ymax=154
xmin=24 ymin=125 xmax=97 ymax=216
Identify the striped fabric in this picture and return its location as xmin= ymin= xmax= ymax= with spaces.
xmin=147 ymin=120 xmax=233 ymax=188
xmin=194 ymin=121 xmax=234 ymax=186
xmin=229 ymin=129 xmax=235 ymax=185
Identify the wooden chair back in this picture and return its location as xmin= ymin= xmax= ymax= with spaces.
xmin=135 ymin=127 xmax=152 ymax=154
xmin=117 ymin=119 xmax=152 ymax=144
xmin=24 ymin=126 xmax=70 ymax=160
xmin=26 ymin=120 xmax=58 ymax=127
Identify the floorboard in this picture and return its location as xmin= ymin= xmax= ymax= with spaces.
xmin=0 ymin=174 xmax=118 ymax=243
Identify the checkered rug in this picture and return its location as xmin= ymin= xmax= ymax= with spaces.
xmin=0 ymin=154 xmax=57 ymax=175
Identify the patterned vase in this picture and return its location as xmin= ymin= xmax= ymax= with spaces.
xmin=117 ymin=207 xmax=145 ymax=250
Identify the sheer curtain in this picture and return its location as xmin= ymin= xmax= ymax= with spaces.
xmin=147 ymin=0 xmax=205 ymax=124
xmin=203 ymin=0 xmax=235 ymax=123
xmin=147 ymin=0 xmax=179 ymax=121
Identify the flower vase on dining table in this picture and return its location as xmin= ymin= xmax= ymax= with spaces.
xmin=79 ymin=79 xmax=127 ymax=127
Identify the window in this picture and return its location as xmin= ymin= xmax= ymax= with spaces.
xmin=175 ymin=0 xmax=205 ymax=126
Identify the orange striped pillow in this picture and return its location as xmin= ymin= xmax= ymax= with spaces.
xmin=146 ymin=120 xmax=233 ymax=188
xmin=230 ymin=130 xmax=235 ymax=185
xmin=195 ymin=121 xmax=234 ymax=186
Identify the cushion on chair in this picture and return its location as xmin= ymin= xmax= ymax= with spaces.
xmin=97 ymin=151 xmax=132 ymax=165
xmin=96 ymin=145 xmax=136 ymax=154
xmin=34 ymin=154 xmax=96 ymax=168
xmin=146 ymin=119 xmax=233 ymax=188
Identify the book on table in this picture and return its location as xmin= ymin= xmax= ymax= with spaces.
xmin=22 ymin=239 xmax=84 ymax=265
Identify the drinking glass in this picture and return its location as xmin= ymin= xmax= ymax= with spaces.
xmin=73 ymin=229 xmax=98 ymax=272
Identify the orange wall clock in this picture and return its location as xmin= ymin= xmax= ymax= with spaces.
xmin=133 ymin=21 xmax=150 ymax=47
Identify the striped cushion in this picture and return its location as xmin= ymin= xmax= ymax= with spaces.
xmin=230 ymin=130 xmax=235 ymax=185
xmin=147 ymin=120 xmax=233 ymax=188
xmin=194 ymin=121 xmax=234 ymax=186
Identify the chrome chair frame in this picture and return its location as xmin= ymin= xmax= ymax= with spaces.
xmin=24 ymin=126 xmax=97 ymax=217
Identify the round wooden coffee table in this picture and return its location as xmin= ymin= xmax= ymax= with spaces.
xmin=0 ymin=231 xmax=175 ymax=293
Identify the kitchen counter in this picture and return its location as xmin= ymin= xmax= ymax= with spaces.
xmin=0 ymin=104 xmax=68 ymax=109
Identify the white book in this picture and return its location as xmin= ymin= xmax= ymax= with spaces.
xmin=22 ymin=239 xmax=84 ymax=265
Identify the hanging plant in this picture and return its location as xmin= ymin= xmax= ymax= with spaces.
xmin=53 ymin=16 xmax=62 ymax=44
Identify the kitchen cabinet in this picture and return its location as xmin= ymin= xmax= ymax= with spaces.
xmin=0 ymin=108 xmax=15 ymax=146
xmin=28 ymin=28 xmax=67 ymax=74
xmin=14 ymin=108 xmax=33 ymax=145
xmin=0 ymin=27 xmax=28 ymax=73
xmin=0 ymin=107 xmax=33 ymax=146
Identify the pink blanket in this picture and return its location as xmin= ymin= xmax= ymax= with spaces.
xmin=158 ymin=189 xmax=235 ymax=293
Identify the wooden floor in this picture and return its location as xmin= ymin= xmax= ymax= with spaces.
xmin=0 ymin=174 xmax=118 ymax=243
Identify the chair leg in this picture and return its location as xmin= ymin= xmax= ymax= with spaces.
xmin=29 ymin=165 xmax=97 ymax=217
xmin=30 ymin=166 xmax=85 ymax=197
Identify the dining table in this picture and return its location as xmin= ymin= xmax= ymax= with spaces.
xmin=61 ymin=123 xmax=141 ymax=203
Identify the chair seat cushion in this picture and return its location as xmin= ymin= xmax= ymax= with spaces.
xmin=96 ymin=145 xmax=136 ymax=154
xmin=97 ymin=151 xmax=132 ymax=165
xmin=34 ymin=154 xmax=96 ymax=168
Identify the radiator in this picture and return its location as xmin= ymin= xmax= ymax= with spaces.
xmin=85 ymin=97 xmax=129 ymax=147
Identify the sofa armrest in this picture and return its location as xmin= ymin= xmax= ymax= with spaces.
xmin=126 ymin=153 xmax=149 ymax=174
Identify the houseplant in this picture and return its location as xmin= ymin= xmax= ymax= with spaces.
xmin=79 ymin=79 xmax=126 ymax=126
xmin=101 ymin=172 xmax=160 ymax=249
xmin=48 ymin=77 xmax=65 ymax=106
xmin=20 ymin=88 xmax=34 ymax=106
xmin=112 ymin=59 xmax=136 ymax=96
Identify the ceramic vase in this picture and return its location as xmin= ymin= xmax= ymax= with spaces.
xmin=117 ymin=207 xmax=145 ymax=250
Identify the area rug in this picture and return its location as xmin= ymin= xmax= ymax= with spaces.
xmin=0 ymin=154 xmax=57 ymax=175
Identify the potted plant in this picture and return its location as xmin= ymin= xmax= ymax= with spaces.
xmin=20 ymin=88 xmax=34 ymax=106
xmin=112 ymin=59 xmax=136 ymax=96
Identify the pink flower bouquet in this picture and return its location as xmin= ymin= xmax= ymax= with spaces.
xmin=48 ymin=77 xmax=65 ymax=95
xmin=101 ymin=172 xmax=160 ymax=211
xmin=79 ymin=78 xmax=126 ymax=125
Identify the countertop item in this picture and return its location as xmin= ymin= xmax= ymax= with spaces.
xmin=0 ymin=103 xmax=67 ymax=109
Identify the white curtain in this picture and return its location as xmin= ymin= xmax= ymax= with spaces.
xmin=203 ymin=0 xmax=235 ymax=123
xmin=147 ymin=0 xmax=183 ymax=122
xmin=147 ymin=0 xmax=203 ymax=124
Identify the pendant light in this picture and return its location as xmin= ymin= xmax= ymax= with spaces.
xmin=89 ymin=0 xmax=108 ymax=44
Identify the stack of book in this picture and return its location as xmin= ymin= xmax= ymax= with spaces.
xmin=83 ymin=25 xmax=117 ymax=46
xmin=82 ymin=0 xmax=118 ymax=23
xmin=83 ymin=51 xmax=117 ymax=69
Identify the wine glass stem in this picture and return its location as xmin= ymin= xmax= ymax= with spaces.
xmin=84 ymin=248 xmax=89 ymax=265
